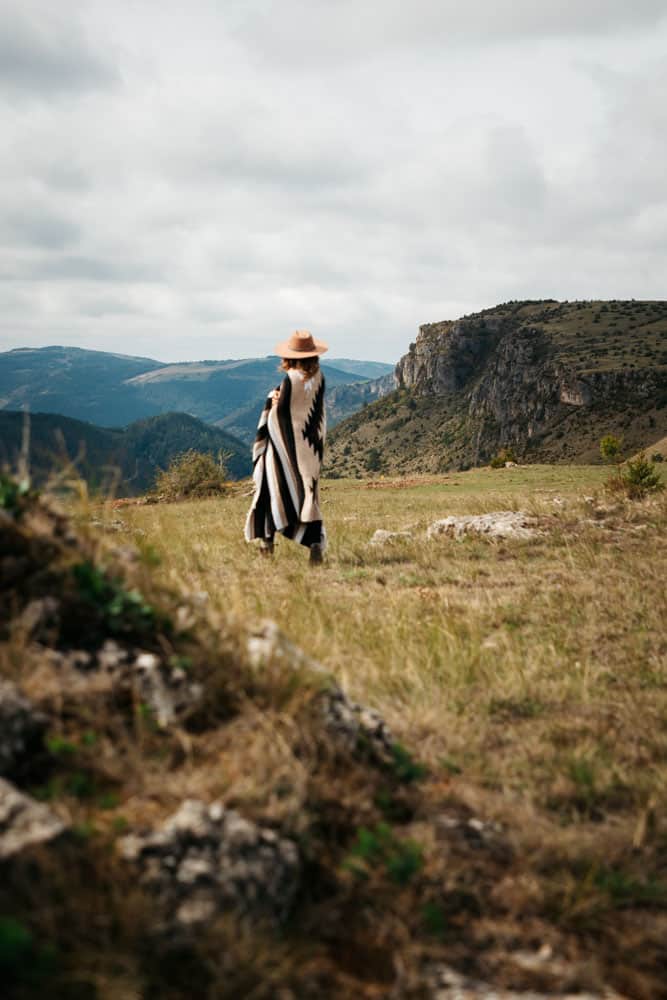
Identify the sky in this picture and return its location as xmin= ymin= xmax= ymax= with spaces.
xmin=1 ymin=1 xmax=666 ymax=364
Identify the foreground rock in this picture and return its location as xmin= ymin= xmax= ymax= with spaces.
xmin=0 ymin=778 xmax=66 ymax=860
xmin=29 ymin=639 xmax=203 ymax=729
xmin=0 ymin=680 xmax=47 ymax=776
xmin=427 ymin=964 xmax=624 ymax=1000
xmin=120 ymin=799 xmax=300 ymax=929
xmin=247 ymin=620 xmax=395 ymax=765
xmin=427 ymin=511 xmax=539 ymax=541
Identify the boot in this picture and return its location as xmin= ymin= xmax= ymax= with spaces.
xmin=309 ymin=543 xmax=324 ymax=566
xmin=260 ymin=539 xmax=274 ymax=557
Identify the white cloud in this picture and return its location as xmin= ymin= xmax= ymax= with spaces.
xmin=0 ymin=1 xmax=665 ymax=363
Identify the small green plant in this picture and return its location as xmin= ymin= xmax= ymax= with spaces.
xmin=422 ymin=901 xmax=448 ymax=937
xmin=73 ymin=560 xmax=158 ymax=635
xmin=389 ymin=743 xmax=427 ymax=783
xmin=344 ymin=823 xmax=423 ymax=885
xmin=155 ymin=449 xmax=228 ymax=500
xmin=651 ymin=451 xmax=664 ymax=463
xmin=0 ymin=474 xmax=31 ymax=515
xmin=0 ymin=917 xmax=57 ymax=987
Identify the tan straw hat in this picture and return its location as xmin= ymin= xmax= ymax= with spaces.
xmin=274 ymin=329 xmax=328 ymax=359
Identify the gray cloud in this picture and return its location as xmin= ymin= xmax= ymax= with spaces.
xmin=0 ymin=208 xmax=81 ymax=250
xmin=229 ymin=0 xmax=667 ymax=65
xmin=0 ymin=1 xmax=665 ymax=364
xmin=0 ymin=4 xmax=117 ymax=97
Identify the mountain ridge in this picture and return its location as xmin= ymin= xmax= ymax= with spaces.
xmin=0 ymin=346 xmax=390 ymax=441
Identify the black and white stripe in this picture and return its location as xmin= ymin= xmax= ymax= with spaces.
xmin=245 ymin=369 xmax=326 ymax=549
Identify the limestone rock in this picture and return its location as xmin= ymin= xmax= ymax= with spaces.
xmin=0 ymin=680 xmax=47 ymax=776
xmin=370 ymin=529 xmax=413 ymax=544
xmin=0 ymin=777 xmax=66 ymax=860
xmin=426 ymin=963 xmax=624 ymax=1000
xmin=32 ymin=640 xmax=202 ymax=728
xmin=247 ymin=620 xmax=395 ymax=765
xmin=427 ymin=511 xmax=539 ymax=541
xmin=120 ymin=799 xmax=299 ymax=928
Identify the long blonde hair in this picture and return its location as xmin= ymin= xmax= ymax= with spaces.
xmin=280 ymin=356 xmax=320 ymax=381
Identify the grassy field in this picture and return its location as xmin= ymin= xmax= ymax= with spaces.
xmin=5 ymin=461 xmax=664 ymax=996
xmin=117 ymin=464 xmax=667 ymax=841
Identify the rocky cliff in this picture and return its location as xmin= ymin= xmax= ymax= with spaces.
xmin=328 ymin=299 xmax=667 ymax=474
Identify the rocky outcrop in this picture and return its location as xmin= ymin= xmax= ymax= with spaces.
xmin=395 ymin=315 xmax=505 ymax=395
xmin=0 ymin=778 xmax=66 ymax=859
xmin=426 ymin=963 xmax=623 ymax=1000
xmin=29 ymin=639 xmax=203 ymax=728
xmin=327 ymin=372 xmax=395 ymax=425
xmin=120 ymin=799 xmax=300 ymax=930
xmin=427 ymin=511 xmax=540 ymax=541
xmin=0 ymin=680 xmax=47 ymax=776
xmin=389 ymin=301 xmax=667 ymax=466
xmin=247 ymin=620 xmax=396 ymax=765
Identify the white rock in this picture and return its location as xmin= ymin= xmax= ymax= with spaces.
xmin=0 ymin=778 xmax=66 ymax=860
xmin=370 ymin=529 xmax=413 ymax=544
xmin=426 ymin=511 xmax=539 ymax=541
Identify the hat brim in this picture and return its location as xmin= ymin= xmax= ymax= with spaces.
xmin=274 ymin=339 xmax=328 ymax=359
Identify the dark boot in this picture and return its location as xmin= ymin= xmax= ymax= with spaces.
xmin=260 ymin=539 xmax=274 ymax=557
xmin=309 ymin=543 xmax=324 ymax=566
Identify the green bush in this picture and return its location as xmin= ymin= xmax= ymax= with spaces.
xmin=155 ymin=449 xmax=228 ymax=500
xmin=600 ymin=434 xmax=623 ymax=464
xmin=490 ymin=446 xmax=517 ymax=469
xmin=344 ymin=823 xmax=423 ymax=886
xmin=364 ymin=447 xmax=383 ymax=473
xmin=651 ymin=452 xmax=664 ymax=463
xmin=607 ymin=452 xmax=665 ymax=500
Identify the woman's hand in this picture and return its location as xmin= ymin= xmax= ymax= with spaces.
xmin=271 ymin=389 xmax=280 ymax=406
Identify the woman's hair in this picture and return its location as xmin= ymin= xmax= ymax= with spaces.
xmin=280 ymin=356 xmax=320 ymax=380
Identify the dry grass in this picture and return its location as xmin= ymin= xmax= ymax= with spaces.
xmin=3 ymin=463 xmax=667 ymax=997
xmin=117 ymin=464 xmax=667 ymax=812
xmin=115 ymin=464 xmax=667 ymax=988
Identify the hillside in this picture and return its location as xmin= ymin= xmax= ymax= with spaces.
xmin=327 ymin=300 xmax=667 ymax=476
xmin=0 ymin=410 xmax=250 ymax=493
xmin=0 ymin=347 xmax=377 ymax=441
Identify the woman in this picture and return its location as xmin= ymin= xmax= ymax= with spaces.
xmin=245 ymin=330 xmax=327 ymax=564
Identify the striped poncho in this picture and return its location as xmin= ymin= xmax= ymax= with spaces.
xmin=244 ymin=367 xmax=326 ymax=548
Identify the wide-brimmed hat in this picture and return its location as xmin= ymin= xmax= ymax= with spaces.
xmin=274 ymin=330 xmax=328 ymax=359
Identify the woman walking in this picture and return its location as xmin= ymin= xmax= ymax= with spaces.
xmin=245 ymin=330 xmax=327 ymax=564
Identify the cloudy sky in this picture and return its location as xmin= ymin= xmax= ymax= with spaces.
xmin=1 ymin=1 xmax=666 ymax=363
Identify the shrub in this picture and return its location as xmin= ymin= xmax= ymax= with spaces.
xmin=600 ymin=434 xmax=623 ymax=464
xmin=652 ymin=452 xmax=664 ymax=463
xmin=607 ymin=452 xmax=665 ymax=500
xmin=490 ymin=446 xmax=517 ymax=469
xmin=154 ymin=449 xmax=228 ymax=500
xmin=364 ymin=447 xmax=383 ymax=473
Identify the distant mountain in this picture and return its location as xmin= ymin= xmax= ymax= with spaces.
xmin=326 ymin=359 xmax=394 ymax=379
xmin=0 ymin=410 xmax=250 ymax=494
xmin=0 ymin=347 xmax=375 ymax=438
xmin=0 ymin=346 xmax=163 ymax=427
xmin=327 ymin=300 xmax=667 ymax=475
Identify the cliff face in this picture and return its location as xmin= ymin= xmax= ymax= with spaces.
xmin=328 ymin=300 xmax=667 ymax=474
